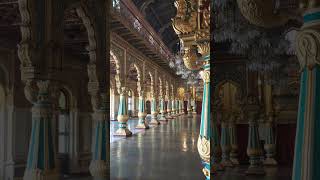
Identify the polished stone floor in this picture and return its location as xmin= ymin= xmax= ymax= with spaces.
xmin=67 ymin=115 xmax=292 ymax=180
xmin=110 ymin=115 xmax=203 ymax=180
xmin=215 ymin=166 xmax=292 ymax=180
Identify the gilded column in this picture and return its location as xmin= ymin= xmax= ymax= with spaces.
xmin=89 ymin=93 xmax=108 ymax=180
xmin=114 ymin=87 xmax=132 ymax=136
xmin=136 ymin=91 xmax=149 ymax=129
xmin=23 ymin=81 xmax=59 ymax=180
xmin=150 ymin=96 xmax=160 ymax=125
xmin=292 ymin=8 xmax=320 ymax=180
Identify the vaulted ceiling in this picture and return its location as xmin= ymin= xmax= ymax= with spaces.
xmin=131 ymin=0 xmax=179 ymax=53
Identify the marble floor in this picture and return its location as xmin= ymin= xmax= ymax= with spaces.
xmin=110 ymin=115 xmax=203 ymax=180
xmin=66 ymin=115 xmax=292 ymax=180
xmin=216 ymin=166 xmax=292 ymax=180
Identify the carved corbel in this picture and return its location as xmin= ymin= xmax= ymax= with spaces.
xmin=183 ymin=46 xmax=202 ymax=70
xmin=24 ymin=80 xmax=38 ymax=104
xmin=236 ymin=0 xmax=290 ymax=28
xmin=296 ymin=29 xmax=320 ymax=70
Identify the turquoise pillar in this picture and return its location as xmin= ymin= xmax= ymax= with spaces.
xmin=292 ymin=12 xmax=320 ymax=179
xmin=187 ymin=98 xmax=193 ymax=117
xmin=197 ymin=55 xmax=211 ymax=179
xmin=229 ymin=117 xmax=239 ymax=165
xmin=166 ymin=98 xmax=173 ymax=119
xmin=150 ymin=97 xmax=160 ymax=125
xmin=176 ymin=99 xmax=180 ymax=116
xmin=263 ymin=114 xmax=277 ymax=166
xmin=171 ymin=99 xmax=177 ymax=117
xmin=136 ymin=93 xmax=149 ymax=129
xmin=192 ymin=98 xmax=197 ymax=115
xmin=180 ymin=100 xmax=184 ymax=115
xmin=23 ymin=81 xmax=59 ymax=180
xmin=114 ymin=87 xmax=132 ymax=136
xmin=158 ymin=98 xmax=167 ymax=122
xmin=246 ymin=111 xmax=265 ymax=175
xmin=220 ymin=122 xmax=233 ymax=167
xmin=89 ymin=94 xmax=108 ymax=180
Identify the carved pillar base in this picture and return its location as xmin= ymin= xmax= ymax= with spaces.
xmin=263 ymin=144 xmax=277 ymax=166
xmin=136 ymin=113 xmax=149 ymax=129
xmin=158 ymin=114 xmax=168 ymax=123
xmin=150 ymin=112 xmax=160 ymax=125
xmin=166 ymin=110 xmax=174 ymax=119
xmin=114 ymin=125 xmax=132 ymax=137
xmin=89 ymin=160 xmax=107 ymax=180
xmin=263 ymin=122 xmax=277 ymax=166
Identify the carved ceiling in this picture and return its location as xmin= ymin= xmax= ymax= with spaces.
xmin=131 ymin=0 xmax=179 ymax=53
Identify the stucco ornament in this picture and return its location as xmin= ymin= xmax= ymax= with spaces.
xmin=296 ymin=29 xmax=320 ymax=70
xmin=172 ymin=0 xmax=197 ymax=35
xmin=236 ymin=0 xmax=289 ymax=28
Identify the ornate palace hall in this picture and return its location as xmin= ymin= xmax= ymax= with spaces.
xmin=0 ymin=0 xmax=210 ymax=179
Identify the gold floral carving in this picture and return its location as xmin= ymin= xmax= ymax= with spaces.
xmin=236 ymin=0 xmax=289 ymax=28
xmin=200 ymin=70 xmax=210 ymax=83
xmin=197 ymin=136 xmax=210 ymax=162
xmin=172 ymin=0 xmax=197 ymax=35
xmin=296 ymin=29 xmax=320 ymax=70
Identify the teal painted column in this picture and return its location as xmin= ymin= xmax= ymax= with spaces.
xmin=229 ymin=116 xmax=239 ymax=165
xmin=166 ymin=98 xmax=173 ymax=119
xmin=197 ymin=55 xmax=211 ymax=179
xmin=187 ymin=98 xmax=193 ymax=118
xmin=180 ymin=100 xmax=184 ymax=115
xmin=150 ymin=97 xmax=160 ymax=125
xmin=176 ymin=99 xmax=180 ymax=116
xmin=246 ymin=111 xmax=265 ymax=175
xmin=23 ymin=81 xmax=59 ymax=180
xmin=192 ymin=98 xmax=197 ymax=115
xmin=158 ymin=98 xmax=167 ymax=122
xmin=89 ymin=94 xmax=108 ymax=180
xmin=263 ymin=114 xmax=277 ymax=166
xmin=171 ymin=99 xmax=177 ymax=117
xmin=220 ymin=122 xmax=233 ymax=167
xmin=136 ymin=92 xmax=149 ymax=129
xmin=292 ymin=14 xmax=320 ymax=180
xmin=114 ymin=87 xmax=132 ymax=136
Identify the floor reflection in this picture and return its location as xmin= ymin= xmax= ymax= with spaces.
xmin=110 ymin=115 xmax=203 ymax=180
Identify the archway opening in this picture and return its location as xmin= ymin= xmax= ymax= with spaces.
xmin=58 ymin=90 xmax=70 ymax=154
xmin=218 ymin=82 xmax=240 ymax=120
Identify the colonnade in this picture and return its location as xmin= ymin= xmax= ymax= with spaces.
xmin=112 ymin=85 xmax=194 ymax=136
